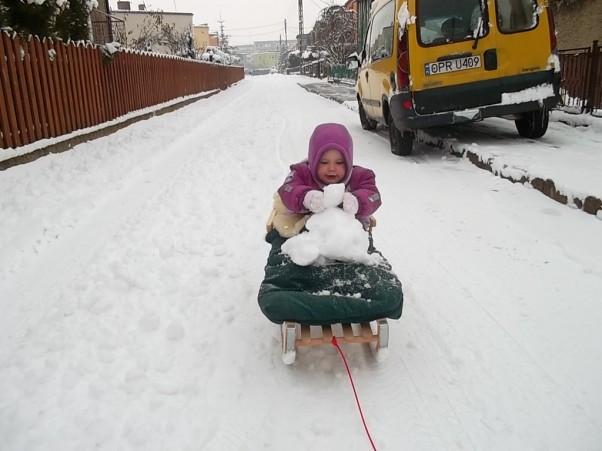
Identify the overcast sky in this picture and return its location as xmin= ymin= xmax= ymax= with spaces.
xmin=109 ymin=0 xmax=344 ymax=46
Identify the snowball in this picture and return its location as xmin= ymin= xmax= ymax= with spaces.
xmin=322 ymin=183 xmax=344 ymax=208
xmin=282 ymin=184 xmax=382 ymax=266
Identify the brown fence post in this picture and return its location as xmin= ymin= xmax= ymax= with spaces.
xmin=6 ymin=34 xmax=29 ymax=146
xmin=35 ymin=37 xmax=58 ymax=139
xmin=584 ymin=40 xmax=600 ymax=114
xmin=0 ymin=33 xmax=18 ymax=148
xmin=51 ymin=41 xmax=67 ymax=134
xmin=21 ymin=37 xmax=43 ymax=142
xmin=26 ymin=38 xmax=48 ymax=140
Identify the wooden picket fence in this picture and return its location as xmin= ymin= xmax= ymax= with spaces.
xmin=0 ymin=32 xmax=244 ymax=150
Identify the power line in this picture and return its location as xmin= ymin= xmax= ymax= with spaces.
xmin=229 ymin=28 xmax=287 ymax=38
xmin=226 ymin=24 xmax=305 ymax=37
xmin=309 ymin=0 xmax=327 ymax=10
xmin=227 ymin=22 xmax=284 ymax=32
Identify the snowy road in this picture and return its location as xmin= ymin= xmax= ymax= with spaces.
xmin=1 ymin=74 xmax=601 ymax=450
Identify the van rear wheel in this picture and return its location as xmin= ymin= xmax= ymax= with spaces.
xmin=515 ymin=107 xmax=549 ymax=139
xmin=359 ymin=100 xmax=377 ymax=130
xmin=388 ymin=114 xmax=413 ymax=156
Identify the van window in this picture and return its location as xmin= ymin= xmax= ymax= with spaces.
xmin=496 ymin=0 xmax=538 ymax=33
xmin=368 ymin=0 xmax=395 ymax=61
xmin=417 ymin=0 xmax=488 ymax=46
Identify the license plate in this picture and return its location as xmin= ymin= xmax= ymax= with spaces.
xmin=425 ymin=55 xmax=481 ymax=76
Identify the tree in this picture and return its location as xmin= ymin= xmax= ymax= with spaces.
xmin=128 ymin=11 xmax=163 ymax=51
xmin=159 ymin=20 xmax=194 ymax=57
xmin=278 ymin=45 xmax=289 ymax=72
xmin=0 ymin=0 xmax=60 ymax=38
xmin=312 ymin=6 xmax=357 ymax=66
xmin=0 ymin=0 xmax=95 ymax=40
xmin=128 ymin=11 xmax=194 ymax=58
xmin=55 ymin=0 xmax=93 ymax=41
xmin=218 ymin=20 xmax=229 ymax=52
xmin=286 ymin=51 xmax=303 ymax=71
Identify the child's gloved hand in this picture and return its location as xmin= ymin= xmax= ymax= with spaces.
xmin=342 ymin=192 xmax=359 ymax=215
xmin=303 ymin=190 xmax=325 ymax=213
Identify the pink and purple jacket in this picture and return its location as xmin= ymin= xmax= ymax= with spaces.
xmin=277 ymin=123 xmax=381 ymax=221
xmin=278 ymin=162 xmax=382 ymax=220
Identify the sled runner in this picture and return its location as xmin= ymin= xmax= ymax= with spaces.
xmin=259 ymin=202 xmax=403 ymax=364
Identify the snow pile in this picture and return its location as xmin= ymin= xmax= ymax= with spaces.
xmin=101 ymin=41 xmax=121 ymax=59
xmin=281 ymin=184 xmax=382 ymax=266
xmin=501 ymin=83 xmax=554 ymax=105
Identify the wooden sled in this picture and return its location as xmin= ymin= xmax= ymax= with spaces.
xmin=281 ymin=319 xmax=389 ymax=365
xmin=266 ymin=203 xmax=387 ymax=365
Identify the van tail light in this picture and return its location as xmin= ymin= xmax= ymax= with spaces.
xmin=546 ymin=7 xmax=557 ymax=51
xmin=397 ymin=32 xmax=410 ymax=89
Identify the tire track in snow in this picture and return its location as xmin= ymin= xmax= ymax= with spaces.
xmin=0 ymin=82 xmax=256 ymax=343
xmin=376 ymin=192 xmax=599 ymax=449
xmin=0 ymin=80 xmax=271 ymax=450
xmin=369 ymin=336 xmax=480 ymax=451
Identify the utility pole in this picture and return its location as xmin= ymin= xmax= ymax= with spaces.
xmin=298 ymin=0 xmax=304 ymax=52
xmin=284 ymin=19 xmax=288 ymax=50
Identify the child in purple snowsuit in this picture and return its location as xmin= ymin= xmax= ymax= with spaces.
xmin=278 ymin=123 xmax=381 ymax=225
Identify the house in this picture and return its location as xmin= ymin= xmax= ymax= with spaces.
xmin=252 ymin=52 xmax=279 ymax=70
xmin=193 ymin=23 xmax=210 ymax=53
xmin=232 ymin=40 xmax=295 ymax=70
xmin=111 ymin=1 xmax=193 ymax=54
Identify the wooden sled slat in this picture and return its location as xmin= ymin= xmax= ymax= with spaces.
xmin=341 ymin=323 xmax=354 ymax=340
xmin=282 ymin=319 xmax=390 ymax=364
xmin=361 ymin=322 xmax=375 ymax=339
xmin=290 ymin=322 xmax=380 ymax=348
xmin=330 ymin=323 xmax=377 ymax=345
xmin=300 ymin=324 xmax=312 ymax=345
xmin=322 ymin=325 xmax=333 ymax=342
xmin=297 ymin=324 xmax=329 ymax=347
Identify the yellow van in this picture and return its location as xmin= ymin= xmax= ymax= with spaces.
xmin=352 ymin=0 xmax=561 ymax=155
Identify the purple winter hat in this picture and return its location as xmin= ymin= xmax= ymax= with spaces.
xmin=308 ymin=123 xmax=354 ymax=185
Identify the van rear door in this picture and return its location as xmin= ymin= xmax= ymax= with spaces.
xmin=493 ymin=0 xmax=556 ymax=93
xmin=408 ymin=0 xmax=554 ymax=115
xmin=409 ymin=0 xmax=500 ymax=115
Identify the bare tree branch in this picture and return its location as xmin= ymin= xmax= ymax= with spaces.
xmin=312 ymin=6 xmax=357 ymax=66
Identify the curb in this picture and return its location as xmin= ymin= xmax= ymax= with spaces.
xmin=463 ymin=149 xmax=602 ymax=216
xmin=417 ymin=132 xmax=602 ymax=217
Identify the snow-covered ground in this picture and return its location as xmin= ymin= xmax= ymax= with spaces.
xmin=1 ymin=74 xmax=601 ymax=450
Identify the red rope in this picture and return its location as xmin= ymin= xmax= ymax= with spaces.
xmin=331 ymin=336 xmax=377 ymax=451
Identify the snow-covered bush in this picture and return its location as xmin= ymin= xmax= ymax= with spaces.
xmin=201 ymin=46 xmax=233 ymax=65
xmin=0 ymin=0 xmax=97 ymax=40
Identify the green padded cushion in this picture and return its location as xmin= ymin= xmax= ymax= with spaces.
xmin=258 ymin=229 xmax=403 ymax=325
